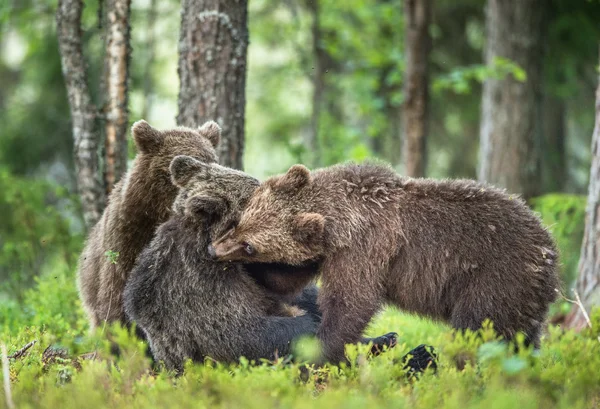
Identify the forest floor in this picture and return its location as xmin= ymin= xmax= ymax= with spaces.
xmin=2 ymin=292 xmax=600 ymax=409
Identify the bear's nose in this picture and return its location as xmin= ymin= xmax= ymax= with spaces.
xmin=207 ymin=244 xmax=217 ymax=259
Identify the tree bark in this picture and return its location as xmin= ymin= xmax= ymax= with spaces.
xmin=478 ymin=0 xmax=545 ymax=199
xmin=141 ymin=0 xmax=158 ymax=120
xmin=565 ymin=48 xmax=600 ymax=330
xmin=307 ymin=0 xmax=323 ymax=168
xmin=177 ymin=0 xmax=249 ymax=170
xmin=541 ymin=94 xmax=566 ymax=193
xmin=103 ymin=0 xmax=132 ymax=195
xmin=402 ymin=0 xmax=432 ymax=178
xmin=56 ymin=0 xmax=104 ymax=229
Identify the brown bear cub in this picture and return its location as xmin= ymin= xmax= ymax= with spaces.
xmin=123 ymin=157 xmax=397 ymax=371
xmin=77 ymin=120 xmax=220 ymax=330
xmin=210 ymin=161 xmax=561 ymax=364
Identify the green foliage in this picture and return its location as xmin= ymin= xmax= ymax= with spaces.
xmin=0 ymin=168 xmax=83 ymax=299
xmin=530 ymin=193 xmax=587 ymax=289
xmin=2 ymin=288 xmax=600 ymax=409
xmin=433 ymin=57 xmax=528 ymax=95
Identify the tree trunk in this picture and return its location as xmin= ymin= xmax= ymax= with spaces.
xmin=402 ymin=0 xmax=432 ymax=178
xmin=177 ymin=0 xmax=249 ymax=170
xmin=56 ymin=0 xmax=104 ymax=229
xmin=541 ymin=95 xmax=566 ymax=193
xmin=103 ymin=0 xmax=132 ymax=195
xmin=373 ymin=63 xmax=402 ymax=166
xmin=307 ymin=0 xmax=323 ymax=168
xmin=141 ymin=0 xmax=158 ymax=120
xmin=478 ymin=0 xmax=545 ymax=199
xmin=565 ymin=48 xmax=600 ymax=330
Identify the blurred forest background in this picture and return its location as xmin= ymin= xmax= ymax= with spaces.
xmin=1 ymin=0 xmax=600 ymax=329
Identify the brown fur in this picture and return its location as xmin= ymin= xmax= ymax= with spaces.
xmin=211 ymin=161 xmax=561 ymax=363
xmin=122 ymin=156 xmax=325 ymax=370
xmin=77 ymin=120 xmax=221 ymax=330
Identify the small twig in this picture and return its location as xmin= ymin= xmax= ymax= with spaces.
xmin=555 ymin=288 xmax=593 ymax=329
xmin=1 ymin=344 xmax=16 ymax=409
xmin=8 ymin=340 xmax=37 ymax=360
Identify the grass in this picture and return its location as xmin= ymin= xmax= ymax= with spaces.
xmin=1 ymin=259 xmax=599 ymax=409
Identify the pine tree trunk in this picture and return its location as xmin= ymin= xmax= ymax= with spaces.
xmin=565 ymin=50 xmax=600 ymax=330
xmin=177 ymin=0 xmax=249 ymax=170
xmin=103 ymin=0 xmax=131 ymax=195
xmin=141 ymin=0 xmax=158 ymax=120
xmin=478 ymin=0 xmax=545 ymax=198
xmin=542 ymin=95 xmax=566 ymax=193
xmin=307 ymin=0 xmax=323 ymax=168
xmin=56 ymin=0 xmax=104 ymax=229
xmin=402 ymin=0 xmax=432 ymax=178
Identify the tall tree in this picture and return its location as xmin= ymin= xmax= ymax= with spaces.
xmin=103 ymin=0 xmax=132 ymax=195
xmin=307 ymin=0 xmax=323 ymax=168
xmin=541 ymin=94 xmax=566 ymax=193
xmin=565 ymin=48 xmax=600 ymax=330
xmin=402 ymin=0 xmax=432 ymax=178
xmin=177 ymin=0 xmax=249 ymax=170
xmin=478 ymin=0 xmax=545 ymax=198
xmin=56 ymin=0 xmax=105 ymax=228
xmin=56 ymin=0 xmax=132 ymax=229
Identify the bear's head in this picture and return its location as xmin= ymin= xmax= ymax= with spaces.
xmin=131 ymin=119 xmax=221 ymax=177
xmin=209 ymin=164 xmax=326 ymax=266
xmin=169 ymin=155 xmax=260 ymax=237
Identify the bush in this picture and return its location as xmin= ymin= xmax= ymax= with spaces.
xmin=0 ymin=168 xmax=83 ymax=299
xmin=530 ymin=193 xmax=587 ymax=289
xmin=2 ymin=306 xmax=600 ymax=409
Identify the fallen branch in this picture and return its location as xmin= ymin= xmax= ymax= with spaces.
xmin=8 ymin=340 xmax=37 ymax=360
xmin=1 ymin=344 xmax=15 ymax=409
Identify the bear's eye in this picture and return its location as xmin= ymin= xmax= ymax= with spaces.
xmin=242 ymin=242 xmax=255 ymax=256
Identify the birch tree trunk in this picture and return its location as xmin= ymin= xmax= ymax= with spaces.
xmin=177 ymin=0 xmax=249 ymax=170
xmin=401 ymin=0 xmax=432 ymax=178
xmin=103 ymin=0 xmax=132 ymax=195
xmin=56 ymin=0 xmax=104 ymax=228
xmin=478 ymin=0 xmax=545 ymax=199
xmin=565 ymin=49 xmax=600 ymax=330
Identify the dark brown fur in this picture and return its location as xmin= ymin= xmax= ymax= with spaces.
xmin=77 ymin=120 xmax=220 ymax=330
xmin=123 ymin=156 xmax=323 ymax=371
xmin=211 ymin=161 xmax=561 ymax=363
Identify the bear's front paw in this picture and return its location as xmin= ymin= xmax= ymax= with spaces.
xmin=401 ymin=344 xmax=437 ymax=377
xmin=366 ymin=332 xmax=399 ymax=356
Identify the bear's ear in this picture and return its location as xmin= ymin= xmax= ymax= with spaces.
xmin=292 ymin=212 xmax=325 ymax=244
xmin=198 ymin=120 xmax=221 ymax=148
xmin=170 ymin=155 xmax=212 ymax=188
xmin=132 ymin=120 xmax=163 ymax=154
xmin=274 ymin=164 xmax=311 ymax=191
xmin=186 ymin=195 xmax=228 ymax=219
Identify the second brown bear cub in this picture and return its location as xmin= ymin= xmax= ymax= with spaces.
xmin=78 ymin=120 xmax=221 ymax=330
xmin=210 ymin=161 xmax=561 ymax=364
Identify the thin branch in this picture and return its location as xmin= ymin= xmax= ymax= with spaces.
xmin=1 ymin=344 xmax=15 ymax=409
xmin=555 ymin=288 xmax=593 ymax=329
xmin=7 ymin=340 xmax=36 ymax=360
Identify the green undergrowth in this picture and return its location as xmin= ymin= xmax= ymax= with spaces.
xmin=1 ymin=265 xmax=600 ymax=409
